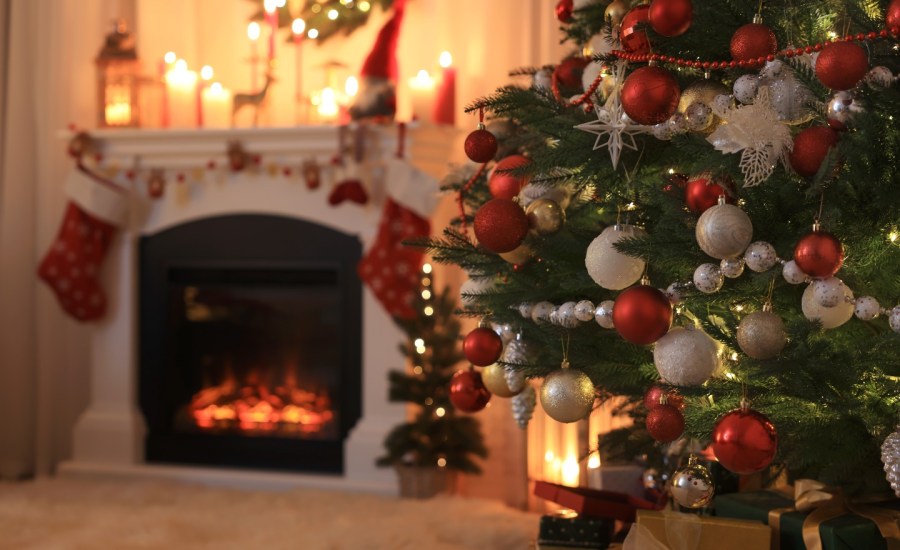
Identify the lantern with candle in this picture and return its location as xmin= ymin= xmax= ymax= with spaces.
xmin=96 ymin=20 xmax=140 ymax=128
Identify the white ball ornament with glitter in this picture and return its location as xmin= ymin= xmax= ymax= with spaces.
xmin=802 ymin=283 xmax=854 ymax=330
xmin=585 ymin=225 xmax=648 ymax=290
xmin=813 ymin=277 xmax=847 ymax=308
xmin=556 ymin=302 xmax=579 ymax=328
xmin=733 ymin=74 xmax=760 ymax=105
xmin=782 ymin=260 xmax=808 ymax=285
xmin=720 ymin=257 xmax=746 ymax=279
xmin=574 ymin=300 xmax=595 ymax=322
xmin=854 ymin=296 xmax=881 ymax=321
xmin=696 ymin=200 xmax=754 ymax=260
xmin=685 ymin=102 xmax=714 ymax=132
xmin=744 ymin=241 xmax=778 ymax=272
xmin=518 ymin=302 xmax=534 ymax=319
xmin=665 ymin=283 xmax=684 ymax=304
xmin=694 ymin=263 xmax=725 ymax=294
xmin=595 ymin=300 xmax=615 ymax=329
xmin=890 ymin=306 xmax=900 ymax=334
xmin=531 ymin=301 xmax=555 ymax=324
xmin=653 ymin=326 xmax=719 ymax=387
xmin=868 ymin=66 xmax=894 ymax=88
xmin=652 ymin=123 xmax=674 ymax=140
xmin=667 ymin=112 xmax=689 ymax=135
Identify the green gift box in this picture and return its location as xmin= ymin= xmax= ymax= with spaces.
xmin=714 ymin=490 xmax=900 ymax=550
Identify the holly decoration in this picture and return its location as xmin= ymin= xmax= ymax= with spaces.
xmin=449 ymin=368 xmax=492 ymax=413
xmin=816 ymin=41 xmax=869 ymax=91
xmin=464 ymin=126 xmax=498 ymax=163
xmin=648 ymin=0 xmax=693 ymax=38
xmin=793 ymin=227 xmax=844 ymax=279
xmin=473 ymin=198 xmax=530 ymax=253
xmin=789 ymin=126 xmax=839 ymax=178
xmin=711 ymin=402 xmax=778 ymax=475
xmin=613 ymin=284 xmax=673 ymax=345
xmin=621 ymin=66 xmax=681 ymax=125
xmin=463 ymin=326 xmax=504 ymax=366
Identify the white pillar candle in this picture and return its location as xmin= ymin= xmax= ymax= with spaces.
xmin=165 ymin=60 xmax=198 ymax=129
xmin=408 ymin=69 xmax=436 ymax=124
xmin=201 ymin=82 xmax=232 ymax=128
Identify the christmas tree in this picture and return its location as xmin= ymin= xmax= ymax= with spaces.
xmin=429 ymin=0 xmax=900 ymax=497
xmin=377 ymin=264 xmax=488 ymax=475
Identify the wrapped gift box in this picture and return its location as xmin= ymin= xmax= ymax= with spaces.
xmin=534 ymin=481 xmax=659 ymax=522
xmin=633 ymin=510 xmax=771 ymax=550
xmin=715 ymin=490 xmax=900 ymax=550
xmin=537 ymin=514 xmax=613 ymax=549
xmin=587 ymin=465 xmax=646 ymax=500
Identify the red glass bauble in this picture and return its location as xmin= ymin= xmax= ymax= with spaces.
xmin=463 ymin=327 xmax=504 ymax=366
xmin=648 ymin=0 xmax=693 ymax=37
xmin=554 ymin=56 xmax=590 ymax=89
xmin=646 ymin=404 xmax=685 ymax=442
xmin=793 ymin=230 xmax=844 ymax=279
xmin=888 ymin=0 xmax=900 ymax=30
xmin=464 ymin=128 xmax=498 ymax=163
xmin=621 ymin=66 xmax=681 ymax=125
xmin=730 ymin=23 xmax=777 ymax=63
xmin=556 ymin=0 xmax=574 ymax=22
xmin=474 ymin=199 xmax=529 ymax=253
xmin=711 ymin=407 xmax=778 ymax=474
xmin=684 ymin=175 xmax=734 ymax=214
xmin=489 ymin=155 xmax=531 ymax=200
xmin=644 ymin=385 xmax=684 ymax=410
xmin=789 ymin=126 xmax=839 ymax=178
xmin=815 ymin=41 xmax=869 ymax=91
xmin=620 ymin=6 xmax=652 ymax=54
xmin=449 ymin=369 xmax=492 ymax=413
xmin=613 ymin=285 xmax=673 ymax=345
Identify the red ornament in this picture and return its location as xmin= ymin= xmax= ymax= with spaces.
xmin=473 ymin=198 xmax=530 ymax=253
xmin=793 ymin=230 xmax=844 ymax=279
xmin=815 ymin=42 xmax=869 ymax=91
xmin=554 ymin=56 xmax=590 ymax=89
xmin=556 ymin=0 xmax=574 ymax=22
xmin=730 ymin=23 xmax=777 ymax=63
xmin=789 ymin=126 xmax=839 ymax=178
xmin=621 ymin=66 xmax=681 ymax=125
xmin=489 ymin=155 xmax=531 ymax=200
xmin=644 ymin=385 xmax=684 ymax=410
xmin=646 ymin=404 xmax=685 ymax=442
xmin=711 ymin=406 xmax=778 ymax=475
xmin=613 ymin=285 xmax=673 ymax=345
xmin=684 ymin=175 xmax=734 ymax=214
xmin=463 ymin=327 xmax=504 ymax=366
xmin=888 ymin=0 xmax=900 ymax=30
xmin=449 ymin=369 xmax=492 ymax=413
xmin=620 ymin=6 xmax=652 ymax=55
xmin=464 ymin=128 xmax=498 ymax=164
xmin=648 ymin=0 xmax=693 ymax=37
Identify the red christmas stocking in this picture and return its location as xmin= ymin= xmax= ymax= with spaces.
xmin=37 ymin=168 xmax=128 ymax=322
xmin=328 ymin=179 xmax=369 ymax=206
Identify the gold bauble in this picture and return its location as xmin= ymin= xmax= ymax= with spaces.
xmin=677 ymin=80 xmax=731 ymax=133
xmin=604 ymin=0 xmax=629 ymax=27
xmin=526 ymin=198 xmax=566 ymax=236
xmin=670 ymin=456 xmax=715 ymax=509
xmin=736 ymin=308 xmax=787 ymax=360
xmin=481 ymin=363 xmax=521 ymax=398
xmin=539 ymin=368 xmax=595 ymax=423
xmin=499 ymin=244 xmax=534 ymax=265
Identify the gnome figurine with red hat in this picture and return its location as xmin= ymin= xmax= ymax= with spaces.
xmin=350 ymin=0 xmax=406 ymax=121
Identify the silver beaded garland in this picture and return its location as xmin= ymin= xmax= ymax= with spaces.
xmin=518 ymin=302 xmax=534 ymax=318
xmin=595 ymin=300 xmax=615 ymax=329
xmin=556 ymin=301 xmax=579 ymax=328
xmin=733 ymin=74 xmax=760 ymax=105
xmin=813 ymin=277 xmax=847 ymax=308
xmin=890 ymin=306 xmax=900 ymax=334
xmin=694 ymin=263 xmax=725 ymax=294
xmin=782 ymin=260 xmax=808 ymax=285
xmin=867 ymin=66 xmax=894 ymax=88
xmin=744 ymin=241 xmax=778 ymax=272
xmin=574 ymin=300 xmax=596 ymax=322
xmin=854 ymin=296 xmax=881 ymax=321
xmin=721 ymin=257 xmax=746 ymax=279
xmin=531 ymin=301 xmax=555 ymax=324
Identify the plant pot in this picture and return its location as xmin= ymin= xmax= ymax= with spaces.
xmin=395 ymin=465 xmax=457 ymax=499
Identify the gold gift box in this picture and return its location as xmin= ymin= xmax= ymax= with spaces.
xmin=636 ymin=510 xmax=772 ymax=550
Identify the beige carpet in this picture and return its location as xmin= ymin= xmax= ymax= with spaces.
xmin=0 ymin=478 xmax=537 ymax=549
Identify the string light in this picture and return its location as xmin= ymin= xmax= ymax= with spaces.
xmin=889 ymin=230 xmax=899 ymax=244
xmin=200 ymin=65 xmax=214 ymax=81
xmin=307 ymin=28 xmax=319 ymax=39
xmin=422 ymin=263 xmax=433 ymax=274
xmin=359 ymin=1 xmax=371 ymax=11
xmin=164 ymin=51 xmax=177 ymax=64
xmin=437 ymin=457 xmax=447 ymax=467
xmin=435 ymin=407 xmax=446 ymax=417
xmin=422 ymin=277 xmax=431 ymax=287
xmin=247 ymin=22 xmax=261 ymax=41
xmin=327 ymin=8 xmax=339 ymax=20
xmin=423 ymin=306 xmax=434 ymax=316
xmin=292 ymin=18 xmax=306 ymax=35
xmin=545 ymin=450 xmax=555 ymax=463
xmin=421 ymin=290 xmax=432 ymax=300
xmin=413 ymin=366 xmax=423 ymax=375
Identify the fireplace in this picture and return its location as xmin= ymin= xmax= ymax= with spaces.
xmin=139 ymin=214 xmax=362 ymax=474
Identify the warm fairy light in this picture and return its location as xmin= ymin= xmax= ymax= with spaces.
xmin=562 ymin=456 xmax=580 ymax=486
xmin=545 ymin=450 xmax=555 ymax=463
xmin=422 ymin=263 xmax=433 ymax=274
xmin=359 ymin=1 xmax=371 ymax=11
xmin=626 ymin=202 xmax=637 ymax=210
xmin=275 ymin=0 xmax=287 ymax=6
xmin=311 ymin=3 xmax=321 ymax=13
xmin=413 ymin=366 xmax=423 ymax=375
xmin=437 ymin=457 xmax=447 ymax=467
xmin=587 ymin=453 xmax=601 ymax=469
xmin=200 ymin=65 xmax=214 ymax=81
xmin=414 ymin=338 xmax=425 ymax=347
xmin=292 ymin=18 xmax=306 ymax=35
xmin=734 ymin=304 xmax=744 ymax=312
xmin=422 ymin=290 xmax=432 ymax=300
xmin=725 ymin=371 xmax=737 ymax=380
xmin=889 ymin=230 xmax=899 ymax=243
xmin=164 ymin=51 xmax=177 ymax=64
xmin=730 ymin=352 xmax=739 ymax=361
xmin=327 ymin=9 xmax=339 ymax=20
xmin=422 ymin=277 xmax=431 ymax=286
xmin=307 ymin=28 xmax=319 ymax=39
xmin=424 ymin=306 xmax=434 ymax=316
xmin=416 ymin=345 xmax=427 ymax=354
xmin=827 ymin=31 xmax=838 ymax=40
xmin=667 ymin=168 xmax=676 ymax=175
xmin=435 ymin=407 xmax=446 ymax=417
xmin=247 ymin=22 xmax=261 ymax=41
xmin=439 ymin=51 xmax=453 ymax=68
xmin=264 ymin=0 xmax=277 ymax=14
xmin=345 ymin=76 xmax=359 ymax=97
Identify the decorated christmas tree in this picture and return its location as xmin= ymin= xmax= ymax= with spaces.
xmin=430 ymin=0 xmax=900 ymax=501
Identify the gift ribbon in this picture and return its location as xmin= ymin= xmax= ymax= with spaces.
xmin=767 ymin=479 xmax=900 ymax=550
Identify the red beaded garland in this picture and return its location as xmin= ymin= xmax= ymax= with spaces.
xmin=730 ymin=23 xmax=777 ymax=63
xmin=473 ymin=198 xmax=530 ymax=253
xmin=815 ymin=41 xmax=869 ymax=91
xmin=620 ymin=66 xmax=681 ymax=125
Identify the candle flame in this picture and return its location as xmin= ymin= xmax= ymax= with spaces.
xmin=264 ymin=0 xmax=277 ymax=14
xmin=345 ymin=76 xmax=359 ymax=97
xmin=174 ymin=59 xmax=188 ymax=71
xmin=164 ymin=51 xmax=177 ymax=64
xmin=439 ymin=51 xmax=452 ymax=68
xmin=587 ymin=453 xmax=601 ymax=469
xmin=317 ymin=87 xmax=339 ymax=117
xmin=200 ymin=65 xmax=214 ymax=81
xmin=292 ymin=18 xmax=306 ymax=35
xmin=247 ymin=21 xmax=261 ymax=41
xmin=562 ymin=456 xmax=580 ymax=487
xmin=210 ymin=82 xmax=223 ymax=93
xmin=275 ymin=0 xmax=286 ymax=6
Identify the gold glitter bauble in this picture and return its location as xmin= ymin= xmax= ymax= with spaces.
xmin=736 ymin=309 xmax=787 ymax=360
xmin=539 ymin=368 xmax=595 ymax=423
xmin=671 ymin=456 xmax=715 ymax=509
xmin=604 ymin=0 xmax=629 ymax=26
xmin=499 ymin=244 xmax=534 ymax=265
xmin=526 ymin=198 xmax=566 ymax=236
xmin=677 ymin=80 xmax=730 ymax=133
xmin=481 ymin=363 xmax=521 ymax=398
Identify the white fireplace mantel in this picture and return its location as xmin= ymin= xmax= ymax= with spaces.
xmin=57 ymin=124 xmax=458 ymax=494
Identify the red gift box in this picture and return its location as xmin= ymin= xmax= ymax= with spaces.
xmin=534 ymin=481 xmax=662 ymax=522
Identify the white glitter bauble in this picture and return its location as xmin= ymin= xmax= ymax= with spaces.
xmin=868 ymin=66 xmax=894 ymax=88
xmin=721 ymin=257 xmax=746 ymax=279
xmin=652 ymin=123 xmax=674 ymax=140
xmin=696 ymin=203 xmax=753 ymax=260
xmin=890 ymin=306 xmax=900 ymax=334
xmin=556 ymin=301 xmax=579 ymax=328
xmin=685 ymin=102 xmax=714 ymax=132
xmin=533 ymin=69 xmax=552 ymax=91
xmin=665 ymin=283 xmax=684 ymax=304
xmin=694 ymin=263 xmax=725 ymax=294
xmin=744 ymin=241 xmax=778 ymax=273
xmin=585 ymin=225 xmax=648 ymax=290
xmin=802 ymin=283 xmax=854 ymax=330
xmin=667 ymin=112 xmax=688 ymax=134
xmin=531 ymin=301 xmax=555 ymax=324
xmin=813 ymin=277 xmax=847 ymax=308
xmin=460 ymin=277 xmax=493 ymax=305
xmin=733 ymin=74 xmax=760 ymax=105
xmin=540 ymin=368 xmax=595 ymax=423
xmin=783 ymin=260 xmax=808 ymax=285
xmin=854 ymin=296 xmax=881 ymax=321
xmin=737 ymin=309 xmax=787 ymax=360
xmin=549 ymin=307 xmax=560 ymax=325
xmin=881 ymin=428 xmax=900 ymax=497
xmin=574 ymin=300 xmax=596 ymax=322
xmin=512 ymin=385 xmax=537 ymax=429
xmin=653 ymin=326 xmax=719 ymax=387
xmin=518 ymin=302 xmax=534 ymax=318
xmin=595 ymin=300 xmax=615 ymax=329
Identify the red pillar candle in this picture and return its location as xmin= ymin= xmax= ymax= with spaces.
xmin=248 ymin=22 xmax=261 ymax=89
xmin=433 ymin=51 xmax=456 ymax=126
xmin=264 ymin=0 xmax=277 ymax=63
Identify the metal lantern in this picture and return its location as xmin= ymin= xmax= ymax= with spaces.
xmin=96 ymin=20 xmax=140 ymax=128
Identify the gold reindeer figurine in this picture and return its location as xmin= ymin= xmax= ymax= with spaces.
xmin=231 ymin=73 xmax=276 ymax=127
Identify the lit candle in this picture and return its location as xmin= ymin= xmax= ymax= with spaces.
xmin=433 ymin=51 xmax=456 ymax=126
xmin=316 ymin=87 xmax=339 ymax=122
xmin=201 ymin=82 xmax=232 ymax=128
xmin=340 ymin=76 xmax=359 ymax=124
xmin=165 ymin=59 xmax=198 ymax=128
xmin=264 ymin=0 xmax=277 ymax=63
xmin=197 ymin=65 xmax=214 ymax=128
xmin=408 ymin=69 xmax=436 ymax=124
xmin=160 ymin=51 xmax=176 ymax=128
xmin=292 ymin=18 xmax=306 ymax=122
xmin=105 ymin=101 xmax=132 ymax=126
xmin=248 ymin=21 xmax=261 ymax=89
